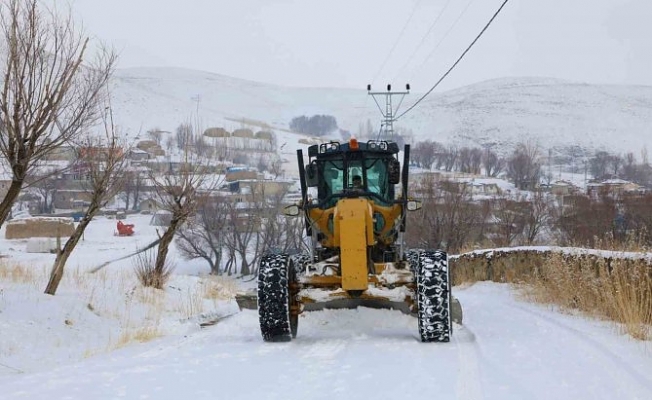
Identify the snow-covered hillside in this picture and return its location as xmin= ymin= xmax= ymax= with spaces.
xmin=405 ymin=77 xmax=652 ymax=156
xmin=109 ymin=68 xmax=652 ymax=157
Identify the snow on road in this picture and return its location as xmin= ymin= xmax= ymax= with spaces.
xmin=2 ymin=282 xmax=651 ymax=400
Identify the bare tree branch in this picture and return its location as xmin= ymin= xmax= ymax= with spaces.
xmin=0 ymin=0 xmax=117 ymax=227
xmin=45 ymin=104 xmax=130 ymax=295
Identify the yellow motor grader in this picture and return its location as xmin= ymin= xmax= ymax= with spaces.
xmin=256 ymin=138 xmax=459 ymax=342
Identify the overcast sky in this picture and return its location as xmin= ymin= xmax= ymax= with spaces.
xmin=69 ymin=0 xmax=651 ymax=91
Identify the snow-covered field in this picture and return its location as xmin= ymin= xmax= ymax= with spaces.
xmin=1 ymin=214 xmax=652 ymax=399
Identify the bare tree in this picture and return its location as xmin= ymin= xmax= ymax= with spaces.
xmin=506 ymin=142 xmax=541 ymax=190
xmin=440 ymin=145 xmax=458 ymax=172
xmin=176 ymin=196 xmax=229 ymax=275
xmin=456 ymin=147 xmax=472 ymax=173
xmin=0 ymin=0 xmax=116 ymax=228
xmin=455 ymin=147 xmax=483 ymax=174
xmin=469 ymin=148 xmax=483 ymax=175
xmin=222 ymin=199 xmax=258 ymax=276
xmin=256 ymin=189 xmax=306 ymax=257
xmin=175 ymin=123 xmax=192 ymax=150
xmin=608 ymin=154 xmax=623 ymax=177
xmin=147 ymin=151 xmax=216 ymax=287
xmin=482 ymin=149 xmax=504 ymax=177
xmin=222 ymin=184 xmax=279 ymax=277
xmin=45 ymin=113 xmax=129 ymax=295
xmin=589 ymin=150 xmax=611 ymax=180
xmin=622 ymin=192 xmax=652 ymax=246
xmin=25 ymin=168 xmax=60 ymax=214
xmin=554 ymin=191 xmax=618 ymax=247
xmin=621 ymin=152 xmax=638 ymax=182
xmin=193 ymin=134 xmax=211 ymax=158
xmin=147 ymin=127 xmax=163 ymax=145
xmin=407 ymin=176 xmax=485 ymax=253
xmin=269 ymin=157 xmax=284 ymax=179
xmin=523 ymin=190 xmax=552 ymax=245
xmin=119 ymin=168 xmax=145 ymax=211
xmin=165 ymin=136 xmax=174 ymax=152
xmin=492 ymin=197 xmax=528 ymax=247
xmin=412 ymin=140 xmax=438 ymax=170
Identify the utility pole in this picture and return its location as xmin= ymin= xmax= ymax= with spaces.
xmin=367 ymin=83 xmax=410 ymax=139
xmin=191 ymin=94 xmax=201 ymax=116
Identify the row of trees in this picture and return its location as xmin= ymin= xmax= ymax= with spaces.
xmin=412 ymin=139 xmax=652 ymax=191
xmin=176 ymin=188 xmax=305 ymax=276
xmin=290 ymin=114 xmax=338 ymax=136
xmin=172 ymin=173 xmax=652 ymax=277
xmin=588 ymin=150 xmax=652 ymax=185
xmin=406 ymin=177 xmax=652 ymax=253
xmin=410 ymin=141 xmax=499 ymax=175
xmin=410 ymin=140 xmax=539 ymax=189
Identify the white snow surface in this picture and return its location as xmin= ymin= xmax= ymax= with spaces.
xmin=0 ymin=215 xmax=651 ymax=399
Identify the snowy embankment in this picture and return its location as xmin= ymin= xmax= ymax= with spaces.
xmin=2 ymin=283 xmax=652 ymax=399
xmin=1 ymin=214 xmax=651 ymax=399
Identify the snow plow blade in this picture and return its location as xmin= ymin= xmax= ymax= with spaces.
xmin=235 ymin=289 xmax=463 ymax=324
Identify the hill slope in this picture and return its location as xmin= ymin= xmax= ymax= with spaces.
xmin=109 ymin=68 xmax=652 ymax=157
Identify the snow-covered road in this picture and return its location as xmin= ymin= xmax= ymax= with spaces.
xmin=2 ymin=283 xmax=651 ymax=400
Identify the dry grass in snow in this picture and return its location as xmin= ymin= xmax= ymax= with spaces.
xmin=524 ymin=253 xmax=652 ymax=340
xmin=0 ymin=259 xmax=238 ymax=372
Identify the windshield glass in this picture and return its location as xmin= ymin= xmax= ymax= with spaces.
xmin=347 ymin=161 xmax=363 ymax=189
xmin=319 ymin=160 xmax=343 ymax=206
xmin=365 ymin=158 xmax=390 ymax=204
xmin=316 ymin=156 xmax=393 ymax=207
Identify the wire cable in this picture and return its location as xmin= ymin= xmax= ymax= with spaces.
xmin=396 ymin=0 xmax=510 ymax=121
xmin=392 ymin=0 xmax=453 ymax=83
xmin=354 ymin=0 xmax=423 ymax=136
xmin=407 ymin=0 xmax=477 ymax=83
xmin=370 ymin=0 xmax=424 ymax=86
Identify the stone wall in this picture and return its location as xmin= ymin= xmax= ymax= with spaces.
xmin=450 ymin=247 xmax=652 ymax=285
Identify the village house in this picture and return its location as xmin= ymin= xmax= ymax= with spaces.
xmin=128 ymin=148 xmax=150 ymax=164
xmin=586 ymin=179 xmax=643 ymax=198
xmin=225 ymin=179 xmax=295 ymax=201
xmin=550 ymin=180 xmax=579 ymax=196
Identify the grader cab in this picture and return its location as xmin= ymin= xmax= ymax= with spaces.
xmin=256 ymin=138 xmax=458 ymax=342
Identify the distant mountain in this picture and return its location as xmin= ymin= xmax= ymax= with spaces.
xmin=109 ymin=68 xmax=652 ymax=159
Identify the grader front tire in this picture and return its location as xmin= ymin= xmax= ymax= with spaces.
xmin=415 ymin=250 xmax=452 ymax=342
xmin=257 ymin=254 xmax=293 ymax=342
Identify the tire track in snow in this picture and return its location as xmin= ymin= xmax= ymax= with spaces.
xmin=453 ymin=324 xmax=485 ymax=400
xmin=455 ymin=285 xmax=573 ymax=400
xmin=507 ymin=302 xmax=652 ymax=396
xmin=298 ymin=339 xmax=349 ymax=395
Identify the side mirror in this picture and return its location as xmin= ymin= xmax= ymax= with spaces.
xmin=283 ymin=204 xmax=301 ymax=217
xmin=388 ymin=158 xmax=400 ymax=184
xmin=305 ymin=162 xmax=318 ymax=187
xmin=406 ymin=200 xmax=422 ymax=212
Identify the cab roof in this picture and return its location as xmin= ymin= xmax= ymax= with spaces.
xmin=308 ymin=139 xmax=400 ymax=159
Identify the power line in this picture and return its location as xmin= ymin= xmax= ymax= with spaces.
xmin=371 ymin=0 xmax=424 ymax=86
xmin=408 ymin=0 xmax=477 ymax=83
xmin=356 ymin=0 xmax=423 ymax=134
xmin=392 ymin=0 xmax=453 ymax=83
xmin=396 ymin=0 xmax=511 ymax=121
